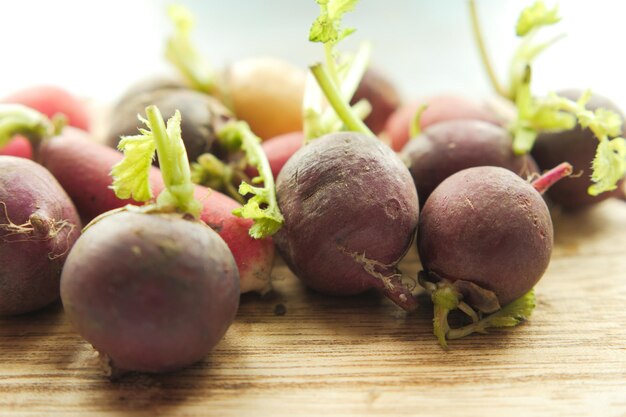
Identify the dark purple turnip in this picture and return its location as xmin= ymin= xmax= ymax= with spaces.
xmin=531 ymin=90 xmax=625 ymax=209
xmin=417 ymin=163 xmax=572 ymax=346
xmin=400 ymin=119 xmax=538 ymax=205
xmin=60 ymin=105 xmax=240 ymax=374
xmin=61 ymin=211 xmax=239 ymax=373
xmin=274 ymin=132 xmax=419 ymax=311
xmin=0 ymin=156 xmax=81 ymax=315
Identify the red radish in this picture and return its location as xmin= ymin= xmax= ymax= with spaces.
xmin=0 ymin=136 xmax=32 ymax=159
xmin=1 ymin=85 xmax=90 ymax=131
xmin=61 ymin=106 xmax=239 ymax=374
xmin=0 ymin=85 xmax=91 ymax=158
xmin=245 ymin=131 xmax=304 ymax=179
xmin=0 ymin=156 xmax=81 ymax=316
xmin=350 ymin=68 xmax=401 ymax=135
xmin=383 ymin=95 xmax=501 ymax=151
xmin=0 ymin=105 xmax=275 ymax=295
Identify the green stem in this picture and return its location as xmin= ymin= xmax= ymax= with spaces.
xmin=0 ymin=104 xmax=62 ymax=161
xmin=325 ymin=42 xmax=341 ymax=88
xmin=468 ymin=0 xmax=509 ymax=99
xmin=409 ymin=104 xmax=429 ymax=138
xmin=147 ymin=105 xmax=201 ymax=218
xmin=310 ymin=63 xmax=375 ymax=137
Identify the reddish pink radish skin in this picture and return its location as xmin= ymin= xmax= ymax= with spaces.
xmin=0 ymin=156 xmax=81 ymax=315
xmin=245 ymin=131 xmax=304 ymax=179
xmin=37 ymin=129 xmax=274 ymax=294
xmin=384 ymin=95 xmax=501 ymax=151
xmin=418 ymin=166 xmax=553 ymax=306
xmin=275 ymin=132 xmax=419 ymax=311
xmin=400 ymin=120 xmax=539 ymax=205
xmin=350 ymin=68 xmax=401 ymax=135
xmin=61 ymin=211 xmax=239 ymax=373
xmin=2 ymin=85 xmax=90 ymax=131
xmin=531 ymin=90 xmax=625 ymax=209
xmin=0 ymin=136 xmax=32 ymax=159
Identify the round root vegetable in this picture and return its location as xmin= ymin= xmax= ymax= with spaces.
xmin=0 ymin=136 xmax=32 ymax=159
xmin=107 ymin=89 xmax=232 ymax=164
xmin=61 ymin=105 xmax=240 ymax=374
xmin=400 ymin=119 xmax=538 ymax=205
xmin=221 ymin=57 xmax=306 ymax=140
xmin=383 ymin=95 xmax=501 ymax=151
xmin=531 ymin=90 xmax=626 ymax=209
xmin=350 ymin=68 xmax=401 ymax=135
xmin=417 ymin=164 xmax=572 ymax=346
xmin=1 ymin=85 xmax=90 ymax=131
xmin=245 ymin=131 xmax=304 ymax=179
xmin=274 ymin=132 xmax=419 ymax=311
xmin=61 ymin=211 xmax=239 ymax=374
xmin=0 ymin=156 xmax=81 ymax=315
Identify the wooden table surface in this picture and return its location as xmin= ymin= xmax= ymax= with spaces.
xmin=1 ymin=199 xmax=625 ymax=417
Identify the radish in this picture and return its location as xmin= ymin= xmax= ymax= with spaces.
xmin=271 ymin=0 xmax=419 ymax=311
xmin=1 ymin=85 xmax=90 ymax=131
xmin=61 ymin=105 xmax=239 ymax=374
xmin=0 ymin=85 xmax=91 ymax=157
xmin=350 ymin=67 xmax=401 ymax=135
xmin=106 ymin=88 xmax=232 ymax=164
xmin=418 ymin=163 xmax=572 ymax=347
xmin=531 ymin=90 xmax=626 ymax=209
xmin=384 ymin=95 xmax=502 ymax=151
xmin=0 ymin=156 xmax=80 ymax=315
xmin=0 ymin=135 xmax=32 ymax=159
xmin=400 ymin=119 xmax=538 ymax=205
xmin=0 ymin=105 xmax=275 ymax=295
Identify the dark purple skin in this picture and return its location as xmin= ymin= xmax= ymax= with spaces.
xmin=350 ymin=68 xmax=401 ymax=135
xmin=274 ymin=132 xmax=419 ymax=311
xmin=532 ymin=89 xmax=625 ymax=209
xmin=0 ymin=156 xmax=81 ymax=315
xmin=60 ymin=211 xmax=240 ymax=374
xmin=400 ymin=119 xmax=539 ymax=206
xmin=418 ymin=166 xmax=553 ymax=306
xmin=106 ymin=88 xmax=232 ymax=164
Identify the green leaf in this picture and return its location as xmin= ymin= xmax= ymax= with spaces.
xmin=446 ymin=290 xmax=536 ymax=341
xmin=217 ymin=121 xmax=284 ymax=239
xmin=481 ymin=290 xmax=536 ymax=328
xmin=309 ymin=0 xmax=359 ymax=44
xmin=110 ymin=116 xmax=157 ymax=202
xmin=165 ymin=4 xmax=216 ymax=93
xmin=588 ymin=137 xmax=626 ymax=196
xmin=515 ymin=1 xmax=561 ymax=36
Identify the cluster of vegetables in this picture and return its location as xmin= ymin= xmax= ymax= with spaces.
xmin=1 ymin=0 xmax=625 ymax=375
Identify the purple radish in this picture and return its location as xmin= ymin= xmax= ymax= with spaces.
xmin=60 ymin=105 xmax=240 ymax=374
xmin=417 ymin=163 xmax=572 ymax=347
xmin=0 ymin=156 xmax=80 ymax=315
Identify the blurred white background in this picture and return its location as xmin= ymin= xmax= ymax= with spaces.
xmin=0 ymin=0 xmax=623 ymax=108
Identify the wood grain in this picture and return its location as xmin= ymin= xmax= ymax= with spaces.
xmin=1 ymin=200 xmax=626 ymax=417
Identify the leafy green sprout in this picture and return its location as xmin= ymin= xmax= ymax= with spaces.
xmin=470 ymin=0 xmax=626 ymax=196
xmin=307 ymin=0 xmax=375 ymax=139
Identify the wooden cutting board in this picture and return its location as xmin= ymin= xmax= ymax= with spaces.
xmin=1 ymin=199 xmax=625 ymax=417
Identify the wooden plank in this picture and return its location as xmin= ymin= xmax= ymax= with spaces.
xmin=1 ymin=200 xmax=625 ymax=417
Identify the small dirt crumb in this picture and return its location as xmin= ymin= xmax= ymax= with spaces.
xmin=273 ymin=304 xmax=287 ymax=316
